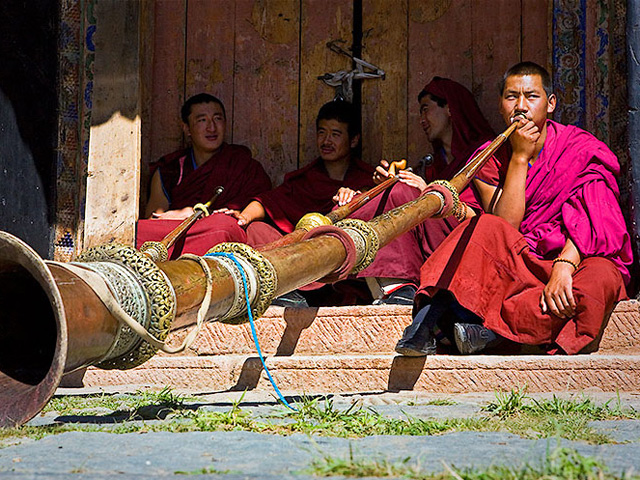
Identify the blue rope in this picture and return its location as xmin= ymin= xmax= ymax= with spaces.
xmin=205 ymin=252 xmax=298 ymax=411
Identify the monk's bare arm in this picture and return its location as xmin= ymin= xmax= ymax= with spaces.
xmin=491 ymin=120 xmax=539 ymax=228
xmin=472 ymin=179 xmax=498 ymax=215
xmin=540 ymin=238 xmax=582 ymax=318
xmin=145 ymin=170 xmax=170 ymax=218
xmin=144 ymin=170 xmax=194 ymax=220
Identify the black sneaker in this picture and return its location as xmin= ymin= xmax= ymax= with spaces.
xmin=394 ymin=337 xmax=436 ymax=356
xmin=454 ymin=323 xmax=500 ymax=354
xmin=394 ymin=303 xmax=437 ymax=356
xmin=271 ymin=290 xmax=310 ymax=308
xmin=373 ymin=285 xmax=417 ymax=305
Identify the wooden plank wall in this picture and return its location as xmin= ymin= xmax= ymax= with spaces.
xmin=365 ymin=0 xmax=549 ymax=165
xmin=144 ymin=0 xmax=549 ymax=198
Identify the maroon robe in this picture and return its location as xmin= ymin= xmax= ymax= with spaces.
xmin=136 ymin=143 xmax=271 ymax=258
xmin=153 ymin=143 xmax=271 ymax=211
xmin=416 ymin=121 xmax=632 ymax=354
xmin=246 ymin=157 xmax=375 ymax=246
xmin=349 ymin=77 xmax=501 ymax=285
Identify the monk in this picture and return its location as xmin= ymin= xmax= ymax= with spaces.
xmin=396 ymin=62 xmax=633 ymax=356
xmin=336 ymin=77 xmax=501 ymax=304
xmin=136 ymin=93 xmax=272 ymax=258
xmin=220 ymin=99 xmax=375 ymax=306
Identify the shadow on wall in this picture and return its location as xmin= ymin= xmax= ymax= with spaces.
xmin=0 ymin=0 xmax=58 ymax=258
xmin=0 ymin=91 xmax=50 ymax=257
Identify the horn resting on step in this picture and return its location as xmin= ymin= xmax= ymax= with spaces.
xmin=0 ymin=126 xmax=509 ymax=427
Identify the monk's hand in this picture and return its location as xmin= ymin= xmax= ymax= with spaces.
xmin=151 ymin=207 xmax=194 ymax=220
xmin=373 ymin=160 xmax=391 ymax=185
xmin=510 ymin=116 xmax=540 ymax=163
xmin=540 ymin=263 xmax=576 ymax=319
xmin=216 ymin=208 xmax=249 ymax=227
xmin=397 ymin=170 xmax=427 ymax=192
xmin=333 ymin=187 xmax=358 ymax=206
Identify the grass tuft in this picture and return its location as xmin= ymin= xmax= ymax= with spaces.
xmin=306 ymin=446 xmax=639 ymax=479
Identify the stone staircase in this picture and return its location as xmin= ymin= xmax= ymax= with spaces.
xmin=82 ymin=300 xmax=640 ymax=394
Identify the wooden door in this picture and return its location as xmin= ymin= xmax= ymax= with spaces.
xmin=143 ymin=0 xmax=548 ymax=195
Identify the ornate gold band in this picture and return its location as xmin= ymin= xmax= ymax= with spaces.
xmin=139 ymin=240 xmax=169 ymax=263
xmin=295 ymin=212 xmax=333 ymax=231
xmin=334 ymin=218 xmax=380 ymax=272
xmin=206 ymin=242 xmax=278 ymax=325
xmin=78 ymin=243 xmax=177 ymax=369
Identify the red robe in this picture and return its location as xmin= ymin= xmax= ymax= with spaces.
xmin=136 ymin=143 xmax=271 ymax=258
xmin=349 ymin=77 xmax=502 ymax=285
xmin=416 ymin=122 xmax=632 ymax=354
xmin=246 ymin=157 xmax=375 ymax=246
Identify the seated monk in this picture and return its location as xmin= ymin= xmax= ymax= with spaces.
xmin=335 ymin=77 xmax=502 ymax=305
xmin=136 ymin=93 xmax=272 ymax=258
xmin=395 ymin=61 xmax=633 ymax=356
xmin=220 ymin=100 xmax=375 ymax=306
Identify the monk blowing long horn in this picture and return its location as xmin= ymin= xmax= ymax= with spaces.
xmin=140 ymin=186 xmax=224 ymax=262
xmin=259 ymin=159 xmax=408 ymax=251
xmin=0 ymin=120 xmax=519 ymax=428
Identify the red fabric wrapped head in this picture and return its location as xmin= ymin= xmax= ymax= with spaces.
xmin=419 ymin=77 xmax=495 ymax=165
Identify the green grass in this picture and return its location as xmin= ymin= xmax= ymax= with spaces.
xmin=407 ymin=398 xmax=458 ymax=407
xmin=306 ymin=446 xmax=640 ymax=479
xmin=480 ymin=388 xmax=639 ymax=443
xmin=483 ymin=388 xmax=638 ymax=420
xmin=2 ymin=389 xmax=638 ymax=446
xmin=43 ymin=386 xmax=192 ymax=416
xmin=308 ymin=444 xmax=415 ymax=478
xmin=175 ymin=466 xmax=236 ymax=475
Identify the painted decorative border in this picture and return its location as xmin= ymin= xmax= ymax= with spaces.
xmin=54 ymin=0 xmax=95 ymax=261
xmin=552 ymin=0 xmax=586 ymax=129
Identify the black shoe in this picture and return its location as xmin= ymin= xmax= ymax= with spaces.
xmin=394 ymin=302 xmax=437 ymax=356
xmin=271 ymin=290 xmax=309 ymax=308
xmin=454 ymin=323 xmax=500 ymax=354
xmin=395 ymin=337 xmax=436 ymax=356
xmin=373 ymin=285 xmax=417 ymax=305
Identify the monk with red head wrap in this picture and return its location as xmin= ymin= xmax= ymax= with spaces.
xmin=340 ymin=77 xmax=503 ymax=305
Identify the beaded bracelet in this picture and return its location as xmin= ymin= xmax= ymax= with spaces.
xmin=552 ymin=257 xmax=579 ymax=271
xmin=452 ymin=201 xmax=468 ymax=222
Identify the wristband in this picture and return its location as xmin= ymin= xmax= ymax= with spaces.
xmin=552 ymin=257 xmax=579 ymax=271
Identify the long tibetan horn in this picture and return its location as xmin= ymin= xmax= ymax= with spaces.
xmin=0 ymin=120 xmax=516 ymax=427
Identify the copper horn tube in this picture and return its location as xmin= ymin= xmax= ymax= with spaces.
xmin=0 ymin=123 xmax=516 ymax=428
xmin=258 ymin=159 xmax=408 ymax=251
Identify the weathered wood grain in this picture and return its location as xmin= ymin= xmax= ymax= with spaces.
xmin=232 ymin=0 xmax=300 ymax=186
xmin=185 ymin=0 xmax=236 ymax=135
xmin=361 ymin=0 xmax=408 ymax=165
xmin=471 ymin=0 xmax=522 ymax=134
xmin=146 ymin=0 xmax=187 ymax=165
xmin=407 ymin=0 xmax=473 ymax=162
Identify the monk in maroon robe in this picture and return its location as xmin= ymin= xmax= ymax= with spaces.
xmin=218 ymin=100 xmax=374 ymax=307
xmin=337 ymin=77 xmax=501 ymax=304
xmin=243 ymin=157 xmax=374 ymax=246
xmin=221 ymin=100 xmax=374 ymax=246
xmin=396 ymin=62 xmax=632 ymax=356
xmin=136 ymin=93 xmax=271 ymax=258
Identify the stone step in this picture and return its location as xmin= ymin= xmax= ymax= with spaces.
xmin=165 ymin=300 xmax=640 ymax=356
xmin=80 ymin=300 xmax=640 ymax=394
xmin=84 ymin=354 xmax=640 ymax=393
